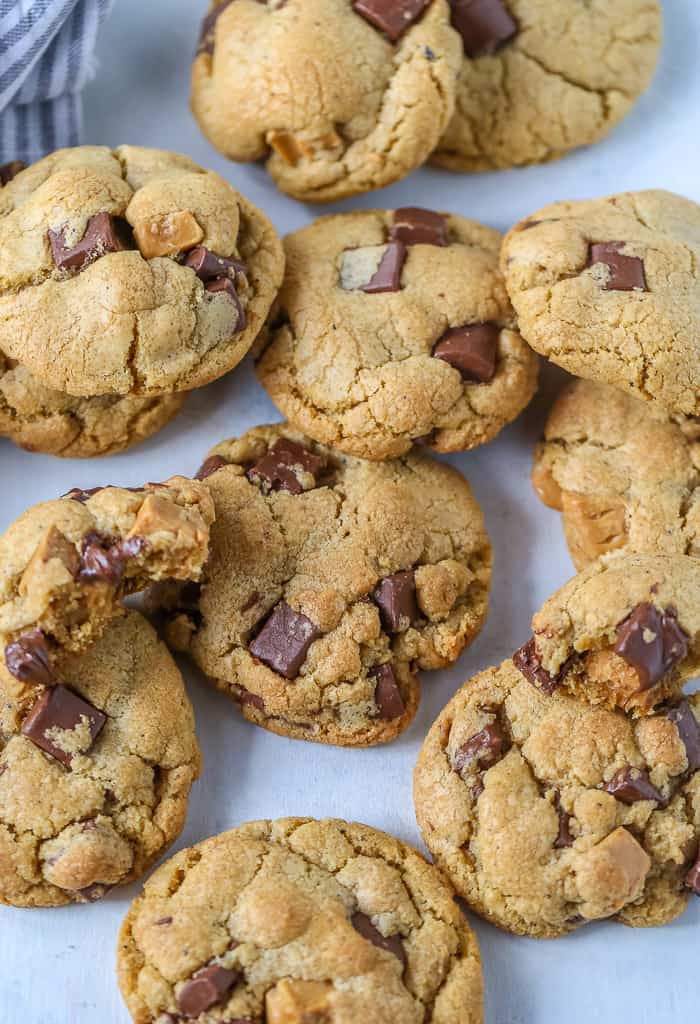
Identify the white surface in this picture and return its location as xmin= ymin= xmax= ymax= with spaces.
xmin=1 ymin=2 xmax=699 ymax=1021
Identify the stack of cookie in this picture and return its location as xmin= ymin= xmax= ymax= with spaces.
xmin=413 ymin=188 xmax=700 ymax=939
xmin=0 ymin=145 xmax=284 ymax=458
xmin=190 ymin=0 xmax=661 ymax=201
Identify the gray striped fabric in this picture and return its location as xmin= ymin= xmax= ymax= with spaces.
xmin=0 ymin=0 xmax=113 ymax=164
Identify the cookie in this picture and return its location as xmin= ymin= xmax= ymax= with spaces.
xmin=256 ymin=210 xmax=538 ymax=460
xmin=0 ymin=477 xmax=214 ymax=688
xmin=501 ymin=190 xmax=700 ymax=416
xmin=190 ymin=0 xmax=461 ymax=203
xmin=117 ymin=816 xmax=484 ymax=1023
xmin=158 ymin=424 xmax=491 ymax=746
xmin=0 ymin=356 xmax=185 ymax=458
xmin=0 ymin=145 xmax=284 ymax=396
xmin=432 ymin=0 xmax=661 ymax=172
xmin=532 ymin=378 xmax=700 ymax=569
xmin=0 ymin=610 xmax=200 ymax=907
xmin=512 ymin=553 xmax=700 ymax=716
xmin=414 ymin=658 xmax=700 ymax=938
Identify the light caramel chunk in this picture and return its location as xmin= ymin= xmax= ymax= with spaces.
xmin=266 ymin=979 xmax=333 ymax=1024
xmin=561 ymin=490 xmax=627 ymax=564
xmin=576 ymin=827 xmax=651 ymax=920
xmin=19 ymin=526 xmax=79 ymax=595
xmin=267 ymin=131 xmax=303 ymax=167
xmin=129 ymin=494 xmax=203 ymax=543
xmin=133 ymin=210 xmax=203 ymax=259
xmin=531 ymin=460 xmax=562 ymax=510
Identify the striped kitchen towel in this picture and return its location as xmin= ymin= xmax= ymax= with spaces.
xmin=0 ymin=0 xmax=114 ymax=165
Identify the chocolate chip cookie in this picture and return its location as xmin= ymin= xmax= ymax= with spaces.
xmin=513 ymin=553 xmax=700 ymax=716
xmin=0 ymin=477 xmax=214 ymax=689
xmin=118 ymin=816 xmax=484 ymax=1023
xmin=257 ymin=210 xmax=538 ymax=460
xmin=0 ymin=145 xmax=284 ymax=396
xmin=501 ymin=190 xmax=700 ymax=416
xmin=433 ymin=0 xmax=661 ymax=172
xmin=532 ymin=378 xmax=700 ymax=570
xmin=414 ymin=657 xmax=700 ymax=938
xmin=158 ymin=424 xmax=491 ymax=746
xmin=0 ymin=610 xmax=200 ymax=907
xmin=0 ymin=356 xmax=185 ymax=458
xmin=191 ymin=0 xmax=461 ymax=202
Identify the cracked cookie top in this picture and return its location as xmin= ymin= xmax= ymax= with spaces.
xmin=0 ymin=610 xmax=200 ymax=907
xmin=0 ymin=145 xmax=284 ymax=396
xmin=414 ymin=658 xmax=700 ymax=938
xmin=190 ymin=0 xmax=461 ymax=203
xmin=157 ymin=424 xmax=491 ymax=747
xmin=433 ymin=0 xmax=661 ymax=172
xmin=512 ymin=553 xmax=700 ymax=716
xmin=501 ymin=189 xmax=700 ymax=416
xmin=532 ymin=378 xmax=700 ymax=569
xmin=257 ymin=210 xmax=538 ymax=460
xmin=117 ymin=816 xmax=483 ymax=1024
xmin=0 ymin=477 xmax=214 ymax=688
xmin=0 ymin=355 xmax=186 ymax=458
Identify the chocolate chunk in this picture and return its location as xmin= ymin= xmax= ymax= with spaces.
xmin=0 ymin=160 xmax=25 ymax=185
xmin=197 ymin=0 xmax=234 ymax=54
xmin=667 ymin=701 xmax=700 ymax=773
xmin=588 ymin=242 xmax=648 ymax=292
xmin=155 ymin=916 xmax=173 ymax=926
xmin=512 ymin=638 xmax=561 ymax=695
xmin=79 ymin=533 xmax=124 ymax=584
xmin=390 ymin=208 xmax=448 ymax=246
xmin=351 ymin=912 xmax=406 ymax=967
xmin=5 ymin=628 xmax=54 ymax=685
xmin=370 ymin=663 xmax=406 ymax=719
xmin=48 ymin=212 xmax=133 ymax=272
xmin=452 ymin=722 xmax=505 ymax=772
xmin=247 ymin=438 xmax=325 ymax=495
xmin=603 ymin=766 xmax=663 ymax=805
xmin=177 ymin=965 xmax=239 ymax=1018
xmin=21 ymin=686 xmax=106 ymax=767
xmin=685 ymin=853 xmax=700 ymax=895
xmin=352 ymin=0 xmax=431 ymax=41
xmin=183 ymin=246 xmax=246 ymax=282
xmin=372 ymin=570 xmax=419 ymax=633
xmin=63 ymin=486 xmax=105 ymax=503
xmin=553 ymin=794 xmax=574 ymax=849
xmin=195 ymin=454 xmax=228 ymax=480
xmin=73 ymin=883 xmax=112 ymax=903
xmin=249 ymin=602 xmax=321 ymax=678
xmin=233 ymin=684 xmax=265 ymax=711
xmin=614 ymin=603 xmax=688 ymax=689
xmin=361 ymin=241 xmax=406 ymax=294
xmin=433 ymin=323 xmax=499 ymax=382
xmin=205 ymin=276 xmax=247 ymax=332
xmin=449 ymin=0 xmax=518 ymax=57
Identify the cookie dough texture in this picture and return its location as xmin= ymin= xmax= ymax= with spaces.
xmin=162 ymin=424 xmax=491 ymax=746
xmin=191 ymin=0 xmax=461 ymax=202
xmin=533 ymin=379 xmax=700 ymax=569
xmin=501 ymin=190 xmax=700 ymax=416
xmin=118 ymin=817 xmax=483 ymax=1024
xmin=0 ymin=356 xmax=185 ymax=458
xmin=257 ymin=211 xmax=538 ymax=460
xmin=433 ymin=0 xmax=661 ymax=171
xmin=414 ymin=659 xmax=699 ymax=938
xmin=518 ymin=553 xmax=700 ymax=715
xmin=0 ymin=477 xmax=214 ymax=680
xmin=0 ymin=145 xmax=284 ymax=396
xmin=0 ymin=611 xmax=200 ymax=907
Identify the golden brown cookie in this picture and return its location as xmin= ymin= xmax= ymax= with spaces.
xmin=257 ymin=209 xmax=538 ymax=460
xmin=0 ymin=145 xmax=284 ymax=396
xmin=501 ymin=190 xmax=700 ymax=416
xmin=433 ymin=0 xmax=661 ymax=172
xmin=532 ymin=378 xmax=700 ymax=569
xmin=0 ymin=356 xmax=185 ymax=458
xmin=117 ymin=817 xmax=483 ymax=1023
xmin=414 ymin=658 xmax=700 ymax=938
xmin=0 ymin=610 xmax=200 ymax=907
xmin=156 ymin=424 xmax=491 ymax=747
xmin=512 ymin=553 xmax=700 ymax=716
xmin=191 ymin=0 xmax=461 ymax=202
xmin=0 ymin=478 xmax=214 ymax=688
